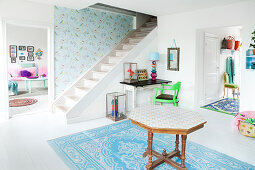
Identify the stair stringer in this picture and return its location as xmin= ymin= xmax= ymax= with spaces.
xmin=66 ymin=27 xmax=158 ymax=123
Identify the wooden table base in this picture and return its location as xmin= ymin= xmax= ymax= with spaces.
xmin=144 ymin=132 xmax=187 ymax=170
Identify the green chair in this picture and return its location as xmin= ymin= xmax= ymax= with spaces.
xmin=153 ymin=82 xmax=181 ymax=107
xmin=223 ymin=72 xmax=239 ymax=99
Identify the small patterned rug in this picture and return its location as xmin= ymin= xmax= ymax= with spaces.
xmin=48 ymin=120 xmax=254 ymax=170
xmin=9 ymin=98 xmax=38 ymax=107
xmin=201 ymin=98 xmax=239 ymax=116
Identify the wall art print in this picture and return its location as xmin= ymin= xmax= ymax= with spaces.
xmin=54 ymin=6 xmax=134 ymax=96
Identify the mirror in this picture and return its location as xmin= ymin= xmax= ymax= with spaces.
xmin=167 ymin=48 xmax=180 ymax=71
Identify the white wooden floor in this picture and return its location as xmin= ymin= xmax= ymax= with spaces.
xmin=0 ymin=108 xmax=254 ymax=170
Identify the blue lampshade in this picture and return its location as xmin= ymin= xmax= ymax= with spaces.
xmin=149 ymin=52 xmax=159 ymax=61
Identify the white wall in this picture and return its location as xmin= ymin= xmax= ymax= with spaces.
xmin=157 ymin=1 xmax=255 ymax=111
xmin=7 ymin=24 xmax=48 ymax=67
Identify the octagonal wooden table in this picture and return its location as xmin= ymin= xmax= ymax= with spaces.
xmin=129 ymin=105 xmax=207 ymax=170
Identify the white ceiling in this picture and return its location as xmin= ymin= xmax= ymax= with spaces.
xmin=27 ymin=0 xmax=249 ymax=16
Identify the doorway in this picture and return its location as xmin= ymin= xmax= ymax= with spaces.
xmin=3 ymin=20 xmax=54 ymax=118
xmin=198 ymin=26 xmax=242 ymax=116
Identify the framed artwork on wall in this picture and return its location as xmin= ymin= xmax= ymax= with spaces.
xmin=27 ymin=56 xmax=34 ymax=61
xmin=27 ymin=46 xmax=34 ymax=52
xmin=11 ymin=58 xmax=16 ymax=63
xmin=19 ymin=56 xmax=25 ymax=60
xmin=28 ymin=52 xmax=34 ymax=57
xmin=19 ymin=46 xmax=26 ymax=51
xmin=167 ymin=47 xmax=180 ymax=71
xmin=10 ymin=45 xmax=17 ymax=58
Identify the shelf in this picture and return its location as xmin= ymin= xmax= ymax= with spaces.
xmin=220 ymin=49 xmax=239 ymax=55
xmin=246 ymin=55 xmax=255 ymax=58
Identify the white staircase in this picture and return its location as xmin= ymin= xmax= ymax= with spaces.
xmin=53 ymin=18 xmax=157 ymax=121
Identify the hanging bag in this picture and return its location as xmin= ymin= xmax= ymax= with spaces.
xmin=226 ymin=36 xmax=235 ymax=50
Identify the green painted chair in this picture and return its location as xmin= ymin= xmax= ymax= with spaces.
xmin=223 ymin=72 xmax=239 ymax=99
xmin=154 ymin=82 xmax=181 ymax=107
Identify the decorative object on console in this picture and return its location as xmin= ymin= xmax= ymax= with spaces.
xmin=35 ymin=48 xmax=43 ymax=60
xmin=20 ymin=70 xmax=31 ymax=77
xmin=136 ymin=69 xmax=148 ymax=81
xmin=106 ymin=92 xmax=126 ymax=122
xmin=123 ymin=62 xmax=137 ymax=83
xmin=10 ymin=45 xmax=17 ymax=58
xmin=27 ymin=46 xmax=34 ymax=52
xmin=149 ymin=52 xmax=159 ymax=81
xmin=19 ymin=46 xmax=26 ymax=51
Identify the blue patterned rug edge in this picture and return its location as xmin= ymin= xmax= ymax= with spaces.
xmin=48 ymin=120 xmax=255 ymax=170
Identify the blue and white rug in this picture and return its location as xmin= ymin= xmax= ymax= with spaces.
xmin=48 ymin=120 xmax=254 ymax=170
xmin=201 ymin=98 xmax=239 ymax=116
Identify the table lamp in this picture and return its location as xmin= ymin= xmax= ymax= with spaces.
xmin=149 ymin=52 xmax=159 ymax=81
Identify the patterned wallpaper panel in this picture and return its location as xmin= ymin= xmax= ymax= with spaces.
xmin=54 ymin=6 xmax=134 ymax=96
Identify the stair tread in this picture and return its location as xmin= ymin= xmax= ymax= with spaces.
xmin=75 ymin=86 xmax=90 ymax=91
xmin=66 ymin=95 xmax=80 ymax=101
xmin=56 ymin=105 xmax=69 ymax=112
xmin=92 ymin=70 xmax=108 ymax=74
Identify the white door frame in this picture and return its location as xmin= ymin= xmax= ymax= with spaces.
xmin=203 ymin=32 xmax=220 ymax=104
xmin=1 ymin=18 xmax=54 ymax=119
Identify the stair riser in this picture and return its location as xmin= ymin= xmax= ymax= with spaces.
xmin=101 ymin=66 xmax=113 ymax=72
xmin=122 ymin=45 xmax=135 ymax=50
xmin=115 ymin=52 xmax=129 ymax=57
xmin=93 ymin=73 xmax=106 ymax=80
xmin=140 ymin=27 xmax=154 ymax=32
xmin=108 ymin=57 xmax=122 ymax=63
xmin=129 ymin=39 xmax=141 ymax=43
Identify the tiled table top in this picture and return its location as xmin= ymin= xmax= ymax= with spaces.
xmin=129 ymin=105 xmax=206 ymax=130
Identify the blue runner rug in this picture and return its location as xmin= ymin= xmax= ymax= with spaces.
xmin=201 ymin=98 xmax=239 ymax=116
xmin=48 ymin=120 xmax=254 ymax=170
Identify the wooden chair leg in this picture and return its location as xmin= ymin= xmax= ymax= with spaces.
xmin=223 ymin=87 xmax=225 ymax=98
xmin=233 ymin=88 xmax=235 ymax=100
xmin=227 ymin=88 xmax=228 ymax=97
xmin=237 ymin=88 xmax=239 ymax=99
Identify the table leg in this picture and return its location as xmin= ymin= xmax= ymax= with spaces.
xmin=175 ymin=135 xmax=179 ymax=151
xmin=25 ymin=80 xmax=27 ymax=90
xmin=132 ymin=86 xmax=136 ymax=109
xmin=44 ymin=80 xmax=46 ymax=88
xmin=147 ymin=131 xmax=153 ymax=169
xmin=29 ymin=80 xmax=32 ymax=93
xmin=181 ymin=135 xmax=187 ymax=168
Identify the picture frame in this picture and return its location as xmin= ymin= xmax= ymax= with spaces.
xmin=27 ymin=56 xmax=34 ymax=61
xmin=11 ymin=58 xmax=16 ymax=63
xmin=27 ymin=46 xmax=34 ymax=52
xmin=19 ymin=56 xmax=25 ymax=60
xmin=136 ymin=69 xmax=148 ymax=81
xmin=9 ymin=45 xmax=17 ymax=58
xmin=167 ymin=47 xmax=180 ymax=71
xmin=28 ymin=52 xmax=34 ymax=57
xmin=19 ymin=46 xmax=26 ymax=51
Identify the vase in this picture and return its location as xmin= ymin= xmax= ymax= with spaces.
xmin=253 ymin=49 xmax=255 ymax=55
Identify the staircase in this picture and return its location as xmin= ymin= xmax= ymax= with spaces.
xmin=53 ymin=18 xmax=157 ymax=121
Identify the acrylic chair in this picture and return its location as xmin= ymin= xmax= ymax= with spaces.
xmin=154 ymin=82 xmax=181 ymax=107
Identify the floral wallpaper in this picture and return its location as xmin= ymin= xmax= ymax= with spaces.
xmin=54 ymin=6 xmax=134 ymax=96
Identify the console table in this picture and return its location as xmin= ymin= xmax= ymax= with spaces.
xmin=129 ymin=105 xmax=207 ymax=170
xmin=120 ymin=79 xmax=171 ymax=109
